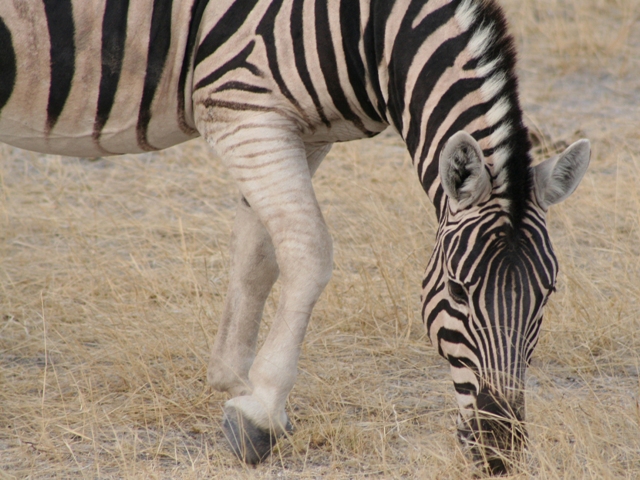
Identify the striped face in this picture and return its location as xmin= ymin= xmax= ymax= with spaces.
xmin=422 ymin=196 xmax=558 ymax=470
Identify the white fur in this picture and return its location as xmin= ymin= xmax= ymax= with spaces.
xmin=491 ymin=144 xmax=511 ymax=171
xmin=481 ymin=71 xmax=507 ymax=102
xmin=455 ymin=0 xmax=479 ymax=32
xmin=486 ymin=95 xmax=510 ymax=127
xmin=489 ymin=121 xmax=511 ymax=148
xmin=467 ymin=23 xmax=495 ymax=59
xmin=476 ymin=55 xmax=502 ymax=77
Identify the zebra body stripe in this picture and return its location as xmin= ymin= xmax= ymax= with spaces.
xmin=94 ymin=0 xmax=130 ymax=145
xmin=43 ymin=0 xmax=76 ymax=133
xmin=0 ymin=17 xmax=16 ymax=112
xmin=0 ymin=0 xmax=197 ymax=155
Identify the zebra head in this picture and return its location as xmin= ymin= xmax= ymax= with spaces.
xmin=422 ymin=131 xmax=590 ymax=473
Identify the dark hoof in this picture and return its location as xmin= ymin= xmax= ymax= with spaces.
xmin=223 ymin=406 xmax=290 ymax=464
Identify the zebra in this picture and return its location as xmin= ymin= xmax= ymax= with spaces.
xmin=0 ymin=0 xmax=590 ymax=473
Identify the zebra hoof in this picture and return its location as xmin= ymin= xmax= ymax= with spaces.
xmin=222 ymin=405 xmax=291 ymax=464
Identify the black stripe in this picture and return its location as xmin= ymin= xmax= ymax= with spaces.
xmin=470 ymin=119 xmax=508 ymax=144
xmin=314 ymin=0 xmax=372 ymax=135
xmin=454 ymin=382 xmax=477 ymax=396
xmin=405 ymin=32 xmax=475 ymax=157
xmin=387 ymin=0 xmax=461 ymax=134
xmin=194 ymin=0 xmax=260 ymax=67
xmin=290 ymin=0 xmax=330 ymax=127
xmin=256 ymin=0 xmax=304 ymax=114
xmin=520 ymin=225 xmax=556 ymax=282
xmin=458 ymin=221 xmax=506 ymax=276
xmin=93 ymin=0 xmax=130 ymax=144
xmin=339 ymin=0 xmax=382 ymax=124
xmin=471 ymin=257 xmax=504 ymax=356
xmin=363 ymin=0 xmax=395 ymax=121
xmin=0 ymin=17 xmax=16 ymax=115
xmin=422 ymin=265 xmax=444 ymax=293
xmin=438 ymin=327 xmax=477 ymax=354
xmin=448 ymin=355 xmax=478 ymax=373
xmin=43 ymin=0 xmax=75 ymax=133
xmin=177 ymin=0 xmax=211 ymax=134
xmin=137 ymin=0 xmax=173 ymax=151
xmin=522 ymin=235 xmax=553 ymax=286
xmin=524 ymin=317 xmax=542 ymax=365
xmin=462 ymin=57 xmax=481 ymax=71
xmin=425 ymin=298 xmax=468 ymax=333
xmin=194 ymin=41 xmax=260 ymax=91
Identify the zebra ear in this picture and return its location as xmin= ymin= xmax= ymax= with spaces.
xmin=439 ymin=131 xmax=492 ymax=210
xmin=532 ymin=139 xmax=591 ymax=210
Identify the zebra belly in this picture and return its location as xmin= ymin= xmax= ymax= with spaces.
xmin=0 ymin=0 xmax=198 ymax=158
xmin=0 ymin=117 xmax=197 ymax=158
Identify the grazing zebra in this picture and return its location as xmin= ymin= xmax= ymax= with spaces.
xmin=0 ymin=0 xmax=590 ymax=473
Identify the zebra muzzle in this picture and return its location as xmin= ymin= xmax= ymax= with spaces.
xmin=457 ymin=387 xmax=528 ymax=476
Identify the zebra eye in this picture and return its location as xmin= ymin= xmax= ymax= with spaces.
xmin=448 ymin=280 xmax=468 ymax=304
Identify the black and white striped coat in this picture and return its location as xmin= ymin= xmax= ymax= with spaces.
xmin=0 ymin=0 xmax=590 ymax=472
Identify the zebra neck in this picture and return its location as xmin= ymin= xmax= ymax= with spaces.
xmin=372 ymin=0 xmax=532 ymax=223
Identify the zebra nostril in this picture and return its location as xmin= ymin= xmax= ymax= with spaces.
xmin=484 ymin=457 xmax=510 ymax=476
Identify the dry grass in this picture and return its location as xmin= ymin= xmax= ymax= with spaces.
xmin=1 ymin=0 xmax=639 ymax=478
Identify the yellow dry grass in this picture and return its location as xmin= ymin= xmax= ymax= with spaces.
xmin=1 ymin=0 xmax=639 ymax=478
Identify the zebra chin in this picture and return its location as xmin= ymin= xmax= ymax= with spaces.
xmin=456 ymin=385 xmax=528 ymax=476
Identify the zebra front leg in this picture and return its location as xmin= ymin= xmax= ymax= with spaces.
xmin=203 ymin=114 xmax=333 ymax=463
xmin=208 ymin=141 xmax=332 ymax=401
xmin=208 ymin=196 xmax=279 ymax=398
xmin=224 ymin=207 xmax=331 ymax=464
xmin=221 ymin=155 xmax=332 ymax=462
xmin=208 ymin=144 xmax=330 ymax=400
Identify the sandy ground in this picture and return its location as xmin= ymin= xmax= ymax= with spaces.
xmin=1 ymin=1 xmax=639 ymax=478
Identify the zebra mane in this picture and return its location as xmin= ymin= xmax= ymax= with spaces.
xmin=465 ymin=0 xmax=533 ymax=231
